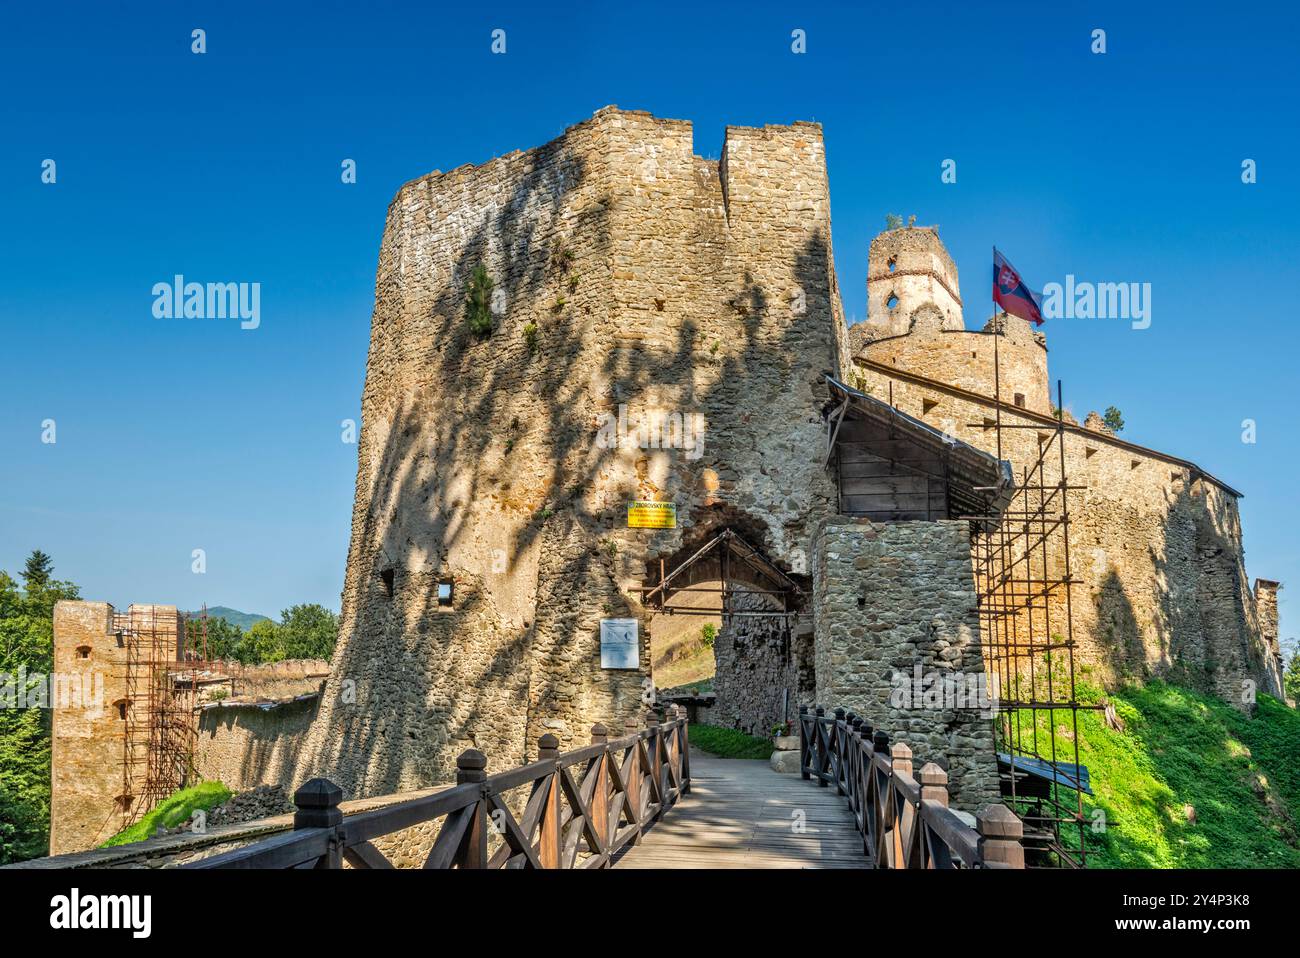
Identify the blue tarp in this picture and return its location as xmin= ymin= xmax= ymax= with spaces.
xmin=998 ymin=752 xmax=1093 ymax=795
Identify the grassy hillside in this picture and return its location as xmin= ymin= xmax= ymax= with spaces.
xmin=1036 ymin=681 xmax=1300 ymax=868
xmin=650 ymin=596 xmax=719 ymax=692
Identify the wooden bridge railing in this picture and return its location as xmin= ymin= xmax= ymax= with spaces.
xmin=800 ymin=705 xmax=1024 ymax=869
xmin=185 ymin=709 xmax=691 ymax=869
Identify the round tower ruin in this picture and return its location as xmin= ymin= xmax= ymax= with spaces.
xmin=865 ymin=226 xmax=964 ymax=336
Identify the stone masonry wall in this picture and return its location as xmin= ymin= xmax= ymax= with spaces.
xmin=709 ymin=588 xmax=813 ymax=736
xmin=49 ymin=602 xmax=184 ymax=854
xmin=49 ymin=602 xmax=127 ymax=855
xmin=292 ymin=107 xmax=848 ymax=801
xmin=192 ymin=696 xmax=320 ymax=793
xmin=813 ymin=518 xmax=1000 ymax=810
xmin=863 ymin=304 xmax=1051 ymax=416
xmin=854 ymin=362 xmax=1284 ymax=704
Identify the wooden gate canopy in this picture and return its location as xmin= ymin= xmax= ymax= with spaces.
xmin=638 ymin=528 xmax=804 ymax=617
xmin=822 ymin=376 xmax=1015 ymax=526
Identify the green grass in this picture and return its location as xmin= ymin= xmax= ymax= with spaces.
xmin=1012 ymin=680 xmax=1300 ymax=868
xmin=101 ymin=781 xmax=232 ymax=848
xmin=688 ymin=723 xmax=772 ymax=760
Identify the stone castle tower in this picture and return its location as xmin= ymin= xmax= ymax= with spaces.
xmin=865 ymin=227 xmax=964 ymax=336
xmin=291 ymin=107 xmax=852 ymax=797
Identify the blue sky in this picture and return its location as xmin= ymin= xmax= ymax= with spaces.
xmin=1 ymin=2 xmax=1296 ymax=642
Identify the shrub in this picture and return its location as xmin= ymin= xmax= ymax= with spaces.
xmin=465 ymin=264 xmax=494 ymax=337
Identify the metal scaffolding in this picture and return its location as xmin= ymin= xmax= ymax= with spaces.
xmin=967 ymin=331 xmax=1102 ymax=868
xmin=116 ymin=605 xmax=211 ymax=825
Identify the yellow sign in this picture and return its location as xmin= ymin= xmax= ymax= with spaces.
xmin=627 ymin=501 xmax=677 ymax=529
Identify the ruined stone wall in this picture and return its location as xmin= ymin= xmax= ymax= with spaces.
xmin=863 ymin=227 xmax=964 ymax=336
xmin=812 ymin=518 xmax=1000 ymax=809
xmin=201 ymin=659 xmax=329 ymax=704
xmin=1254 ymin=580 xmax=1283 ymax=680
xmin=192 ymin=696 xmax=320 ymax=793
xmin=709 ymin=589 xmax=813 ymax=736
xmin=854 ymin=363 xmax=1284 ymax=703
xmin=862 ymin=305 xmax=1051 ymax=415
xmin=49 ymin=601 xmax=130 ymax=855
xmin=293 ymin=107 xmax=847 ymax=801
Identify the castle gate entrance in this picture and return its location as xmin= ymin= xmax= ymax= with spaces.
xmin=639 ymin=529 xmax=811 ymax=736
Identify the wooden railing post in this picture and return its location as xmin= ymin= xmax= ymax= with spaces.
xmin=833 ymin=708 xmax=847 ymax=795
xmin=814 ymin=706 xmax=828 ymax=786
xmin=538 ymin=733 xmax=562 ymax=868
xmin=890 ymin=742 xmax=913 ymax=778
xmin=798 ymin=705 xmax=810 ymax=780
xmin=293 ymin=777 xmax=343 ymax=869
xmin=646 ymin=712 xmax=663 ymax=810
xmin=848 ymin=716 xmax=863 ymax=814
xmin=889 ymin=742 xmax=913 ymax=868
xmin=590 ymin=723 xmax=610 ymax=854
xmin=456 ymin=748 xmax=489 ymax=868
xmin=680 ymin=710 xmax=691 ymax=795
xmin=871 ymin=729 xmax=889 ymax=762
xmin=976 ymin=804 xmax=1025 ymax=868
xmin=919 ymin=762 xmax=949 ymax=807
xmin=624 ymin=718 xmax=642 ymax=843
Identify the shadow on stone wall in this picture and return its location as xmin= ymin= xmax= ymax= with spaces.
xmin=240 ymin=142 xmax=841 ymax=798
xmin=1087 ymin=476 xmax=1271 ymax=704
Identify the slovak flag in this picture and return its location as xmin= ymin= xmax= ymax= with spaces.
xmin=993 ymin=248 xmax=1044 ymax=326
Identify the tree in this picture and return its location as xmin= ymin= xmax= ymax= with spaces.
xmin=884 ymin=213 xmax=903 ymax=230
xmin=700 ymin=622 xmax=717 ymax=650
xmin=276 ymin=604 xmax=338 ymax=661
xmin=241 ymin=619 xmax=281 ymax=665
xmin=1285 ymin=646 xmax=1300 ymax=705
xmin=0 ymin=552 xmax=79 ymax=864
xmin=185 ymin=615 xmax=244 ymax=661
xmin=1102 ymin=406 xmax=1125 ymax=434
xmin=21 ymin=550 xmax=53 ymax=592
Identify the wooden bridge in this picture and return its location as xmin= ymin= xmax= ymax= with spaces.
xmin=185 ymin=706 xmax=1023 ymax=870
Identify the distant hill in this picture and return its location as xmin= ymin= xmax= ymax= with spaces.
xmin=187 ymin=606 xmax=271 ymax=630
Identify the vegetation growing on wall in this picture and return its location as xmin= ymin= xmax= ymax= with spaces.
xmin=464 ymin=264 xmax=494 ymax=336
xmin=1102 ymin=405 xmax=1125 ymax=434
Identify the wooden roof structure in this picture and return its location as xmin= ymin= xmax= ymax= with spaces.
xmin=823 ymin=376 xmax=1015 ymax=527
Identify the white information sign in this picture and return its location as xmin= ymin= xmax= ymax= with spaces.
xmin=600 ymin=618 xmax=640 ymax=670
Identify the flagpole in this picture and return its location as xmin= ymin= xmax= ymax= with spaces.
xmin=993 ymin=244 xmax=1002 ymax=464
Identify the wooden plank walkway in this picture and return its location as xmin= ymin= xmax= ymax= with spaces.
xmin=613 ymin=756 xmax=870 ymax=869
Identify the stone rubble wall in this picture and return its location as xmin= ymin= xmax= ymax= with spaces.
xmin=292 ymin=107 xmax=847 ymax=802
xmin=812 ymin=518 xmax=1000 ymax=809
xmin=192 ymin=695 xmax=320 ymax=793
xmin=854 ymin=362 xmax=1284 ymax=705
xmin=862 ymin=304 xmax=1051 ymax=416
xmin=709 ymin=588 xmax=814 ymax=736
